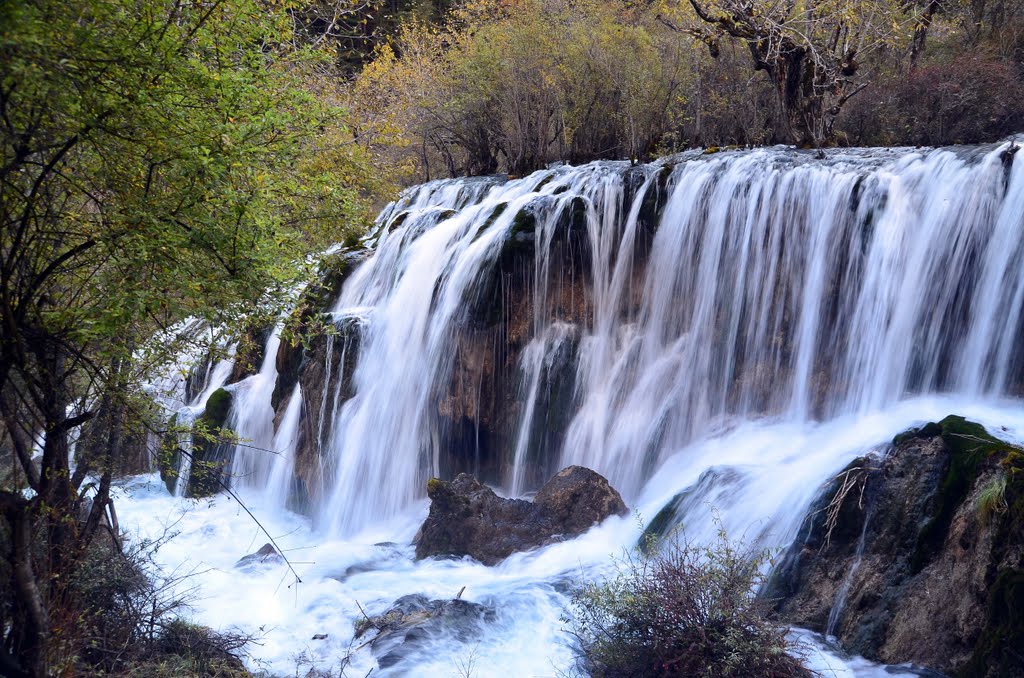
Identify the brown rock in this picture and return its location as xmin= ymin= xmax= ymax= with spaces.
xmin=415 ymin=466 xmax=627 ymax=565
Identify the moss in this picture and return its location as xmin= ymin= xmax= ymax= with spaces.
xmin=510 ymin=207 xmax=537 ymax=236
xmin=891 ymin=420 xmax=942 ymax=446
xmin=956 ymin=569 xmax=1024 ymax=677
xmin=472 ymin=202 xmax=509 ymax=241
xmin=202 ymin=388 xmax=233 ymax=430
xmin=497 ymin=207 xmax=538 ymax=265
xmin=704 ymin=146 xmax=721 ymax=154
xmin=426 ymin=477 xmax=444 ymax=496
xmin=533 ymin=174 xmax=554 ymax=192
xmin=911 ymin=415 xmax=1016 ymax=572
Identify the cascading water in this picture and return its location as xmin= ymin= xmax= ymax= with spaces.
xmin=114 ymin=140 xmax=1024 ymax=676
xmin=302 ymin=142 xmax=1024 ymax=528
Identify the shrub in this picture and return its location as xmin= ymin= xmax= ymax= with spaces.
xmin=51 ymin=527 xmax=253 ymax=677
xmin=566 ymin=527 xmax=809 ymax=677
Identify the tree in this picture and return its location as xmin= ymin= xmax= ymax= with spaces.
xmin=351 ymin=0 xmax=689 ymax=177
xmin=661 ymin=0 xmax=919 ymax=146
xmin=0 ymin=1 xmax=369 ymax=674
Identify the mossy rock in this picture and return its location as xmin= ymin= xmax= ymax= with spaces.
xmin=911 ymin=415 xmax=1020 ymax=573
xmin=533 ymin=174 xmax=554 ymax=192
xmin=187 ymin=388 xmax=234 ymax=497
xmin=387 ymin=210 xmax=410 ymax=233
xmin=473 ymin=202 xmax=508 ymax=241
xmin=158 ymin=414 xmax=181 ymax=495
xmin=202 ymin=388 xmax=233 ymax=429
xmin=640 ymin=492 xmax=684 ymax=552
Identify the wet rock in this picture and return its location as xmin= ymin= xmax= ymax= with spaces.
xmin=415 ymin=465 xmax=628 ymax=565
xmin=184 ymin=387 xmax=234 ymax=498
xmin=289 ymin=315 xmax=364 ymax=512
xmin=356 ymin=593 xmax=496 ymax=670
xmin=332 ymin=542 xmax=407 ymax=583
xmin=766 ymin=415 xmax=1024 ymax=677
xmin=229 ymin=323 xmax=273 ymax=383
xmin=533 ymin=466 xmax=629 ymax=535
xmin=234 ymin=543 xmax=284 ymax=571
xmin=640 ymin=467 xmax=745 ymax=549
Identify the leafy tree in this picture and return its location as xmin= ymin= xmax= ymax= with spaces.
xmin=0 ymin=1 xmax=371 ymax=674
xmin=352 ymin=0 xmax=689 ymax=176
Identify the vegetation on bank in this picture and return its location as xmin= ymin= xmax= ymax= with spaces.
xmin=567 ymin=528 xmax=808 ymax=677
xmin=0 ymin=0 xmax=378 ymax=674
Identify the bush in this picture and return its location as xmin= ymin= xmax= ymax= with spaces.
xmin=566 ymin=527 xmax=809 ymax=677
xmin=50 ymin=527 xmax=252 ymax=677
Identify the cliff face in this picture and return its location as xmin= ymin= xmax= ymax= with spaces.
xmin=766 ymin=416 xmax=1024 ymax=677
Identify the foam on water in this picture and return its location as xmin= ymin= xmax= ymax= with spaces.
xmin=114 ymin=396 xmax=1024 ymax=676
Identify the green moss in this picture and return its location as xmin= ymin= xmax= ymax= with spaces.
xmin=510 ymin=207 xmax=536 ymax=236
xmin=892 ymin=420 xmax=942 ymax=446
xmin=957 ymin=569 xmax=1024 ymax=677
xmin=911 ymin=416 xmax=1017 ymax=573
xmin=202 ymin=388 xmax=233 ymax=429
xmin=484 ymin=202 xmax=507 ymax=226
xmin=426 ymin=477 xmax=443 ymax=496
xmin=533 ymin=175 xmax=554 ymax=192
xmin=704 ymin=146 xmax=721 ymax=154
xmin=473 ymin=202 xmax=509 ymax=241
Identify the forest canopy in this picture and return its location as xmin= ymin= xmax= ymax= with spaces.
xmin=343 ymin=0 xmax=1024 ymax=177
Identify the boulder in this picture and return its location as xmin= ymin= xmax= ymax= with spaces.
xmin=533 ymin=465 xmax=629 ymax=535
xmin=765 ymin=415 xmax=1024 ymax=677
xmin=234 ymin=543 xmax=284 ymax=571
xmin=355 ymin=593 xmax=496 ymax=670
xmin=415 ymin=465 xmax=627 ymax=565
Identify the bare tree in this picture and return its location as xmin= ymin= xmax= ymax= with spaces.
xmin=662 ymin=0 xmax=917 ymax=146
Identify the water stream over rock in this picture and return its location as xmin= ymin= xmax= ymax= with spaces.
xmin=123 ymin=140 xmax=1024 ymax=676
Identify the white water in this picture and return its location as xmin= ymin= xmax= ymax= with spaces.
xmin=115 ymin=397 xmax=1024 ymax=676
xmin=117 ymin=141 xmax=1024 ymax=675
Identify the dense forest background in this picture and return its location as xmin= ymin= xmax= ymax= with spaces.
xmin=329 ymin=0 xmax=1024 ymax=180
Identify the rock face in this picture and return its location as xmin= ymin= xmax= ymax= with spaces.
xmin=157 ymin=387 xmax=233 ymax=497
xmin=766 ymin=415 xmax=1024 ymax=677
xmin=415 ymin=465 xmax=628 ymax=565
xmin=234 ymin=543 xmax=284 ymax=571
xmin=355 ymin=593 xmax=496 ymax=670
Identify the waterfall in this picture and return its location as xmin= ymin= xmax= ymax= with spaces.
xmin=119 ymin=140 xmax=1024 ymax=676
xmin=180 ymin=141 xmax=1023 ymax=537
xmin=227 ymin=329 xmax=283 ymax=487
xmin=296 ymin=143 xmax=1022 ymax=534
